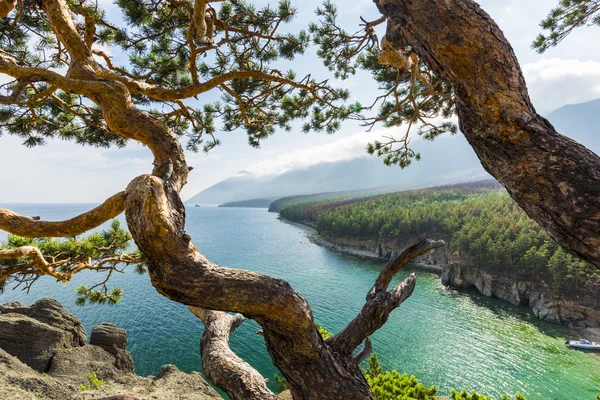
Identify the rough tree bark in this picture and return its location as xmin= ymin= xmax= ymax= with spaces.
xmin=375 ymin=0 xmax=600 ymax=268
xmin=0 ymin=1 xmax=444 ymax=398
xmin=189 ymin=307 xmax=279 ymax=400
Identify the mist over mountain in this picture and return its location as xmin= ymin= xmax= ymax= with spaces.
xmin=187 ymin=99 xmax=600 ymax=205
xmin=547 ymin=98 xmax=600 ymax=153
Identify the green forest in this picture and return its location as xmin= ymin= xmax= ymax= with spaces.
xmin=276 ymin=182 xmax=600 ymax=304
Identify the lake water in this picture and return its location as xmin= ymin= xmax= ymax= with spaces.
xmin=0 ymin=204 xmax=599 ymax=399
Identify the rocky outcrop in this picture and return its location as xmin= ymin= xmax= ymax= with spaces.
xmin=299 ymin=223 xmax=600 ymax=328
xmin=0 ymin=298 xmax=220 ymax=400
xmin=0 ymin=298 xmax=87 ymax=371
xmin=442 ymin=264 xmax=600 ymax=328
xmin=75 ymin=364 xmax=220 ymax=400
xmin=0 ymin=298 xmax=87 ymax=346
xmin=0 ymin=347 xmax=75 ymax=400
xmin=308 ymin=231 xmax=448 ymax=272
xmin=90 ymin=323 xmax=134 ymax=373
xmin=48 ymin=344 xmax=124 ymax=383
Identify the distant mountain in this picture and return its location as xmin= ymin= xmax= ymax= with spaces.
xmin=187 ymin=135 xmax=490 ymax=205
xmin=546 ymin=98 xmax=600 ymax=153
xmin=187 ymin=98 xmax=600 ymax=205
xmin=187 ymin=171 xmax=269 ymax=205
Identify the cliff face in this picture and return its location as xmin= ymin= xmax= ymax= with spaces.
xmin=441 ymin=264 xmax=600 ymax=328
xmin=310 ymin=233 xmax=448 ymax=272
xmin=310 ymin=232 xmax=600 ymax=328
xmin=0 ymin=298 xmax=220 ymax=400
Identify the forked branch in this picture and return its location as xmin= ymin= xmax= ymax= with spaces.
xmin=328 ymin=239 xmax=445 ymax=354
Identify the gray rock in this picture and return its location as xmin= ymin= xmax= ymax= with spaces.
xmin=0 ymin=312 xmax=76 ymax=372
xmin=0 ymin=348 xmax=76 ymax=400
xmin=48 ymin=345 xmax=121 ymax=383
xmin=0 ymin=298 xmax=221 ymax=400
xmin=90 ymin=323 xmax=134 ymax=373
xmin=0 ymin=298 xmax=87 ymax=346
xmin=442 ymin=264 xmax=600 ymax=328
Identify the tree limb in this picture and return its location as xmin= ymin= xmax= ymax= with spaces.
xmin=41 ymin=0 xmax=94 ymax=68
xmin=189 ymin=307 xmax=278 ymax=400
xmin=371 ymin=239 xmax=445 ymax=297
xmin=0 ymin=246 xmax=66 ymax=279
xmin=125 ymin=175 xmax=372 ymax=399
xmin=0 ymin=0 xmax=16 ymax=18
xmin=95 ymin=68 xmax=335 ymax=103
xmin=375 ymin=0 xmax=600 ymax=269
xmin=0 ymin=79 xmax=29 ymax=104
xmin=0 ymin=191 xmax=126 ymax=237
xmin=328 ymin=239 xmax=444 ymax=354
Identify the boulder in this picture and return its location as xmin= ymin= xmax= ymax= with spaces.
xmin=0 ymin=312 xmax=77 ymax=372
xmin=90 ymin=323 xmax=134 ymax=373
xmin=48 ymin=345 xmax=121 ymax=383
xmin=0 ymin=298 xmax=221 ymax=400
xmin=0 ymin=347 xmax=76 ymax=400
xmin=0 ymin=298 xmax=87 ymax=346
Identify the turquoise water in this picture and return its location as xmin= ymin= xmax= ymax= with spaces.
xmin=1 ymin=204 xmax=599 ymax=399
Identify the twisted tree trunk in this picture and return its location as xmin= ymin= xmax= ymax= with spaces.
xmin=0 ymin=2 xmax=445 ymax=398
xmin=375 ymin=0 xmax=600 ymax=268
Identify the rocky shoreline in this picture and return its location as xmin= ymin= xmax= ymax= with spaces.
xmin=286 ymin=219 xmax=600 ymax=329
xmin=0 ymin=298 xmax=221 ymax=400
xmin=285 ymin=219 xmax=446 ymax=274
xmin=442 ymin=264 xmax=600 ymax=328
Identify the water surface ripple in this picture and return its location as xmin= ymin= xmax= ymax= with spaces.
xmin=0 ymin=205 xmax=599 ymax=399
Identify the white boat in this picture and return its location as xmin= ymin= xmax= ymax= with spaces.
xmin=567 ymin=339 xmax=600 ymax=350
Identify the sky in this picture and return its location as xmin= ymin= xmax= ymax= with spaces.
xmin=1 ymin=0 xmax=600 ymax=203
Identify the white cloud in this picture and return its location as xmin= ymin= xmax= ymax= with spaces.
xmin=246 ymin=127 xmax=426 ymax=176
xmin=523 ymin=58 xmax=600 ymax=114
xmin=0 ymin=137 xmax=152 ymax=203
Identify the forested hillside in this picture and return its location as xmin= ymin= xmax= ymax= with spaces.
xmin=276 ymin=182 xmax=600 ymax=305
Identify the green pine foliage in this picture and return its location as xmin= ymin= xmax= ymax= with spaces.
xmin=0 ymin=220 xmax=144 ymax=304
xmin=366 ymin=371 xmax=438 ymax=400
xmin=0 ymin=0 xmax=352 ymax=152
xmin=274 ymin=373 xmax=289 ymax=392
xmin=308 ymin=1 xmax=457 ymax=167
xmin=363 ymin=354 xmax=437 ymax=400
xmin=534 ymin=0 xmax=600 ymax=53
xmin=363 ymin=354 xmax=383 ymax=379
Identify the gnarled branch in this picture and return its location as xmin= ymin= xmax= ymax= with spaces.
xmin=0 ymin=246 xmax=65 ymax=279
xmin=328 ymin=239 xmax=444 ymax=354
xmin=374 ymin=0 xmax=600 ymax=269
xmin=189 ymin=307 xmax=278 ymax=400
xmin=0 ymin=191 xmax=126 ymax=237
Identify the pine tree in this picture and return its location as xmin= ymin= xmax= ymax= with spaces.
xmin=533 ymin=0 xmax=600 ymax=52
xmin=1 ymin=0 xmax=600 ymax=398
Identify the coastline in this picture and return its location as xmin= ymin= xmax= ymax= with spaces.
xmin=280 ymin=218 xmax=445 ymax=274
xmin=279 ymin=217 xmax=600 ymax=334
